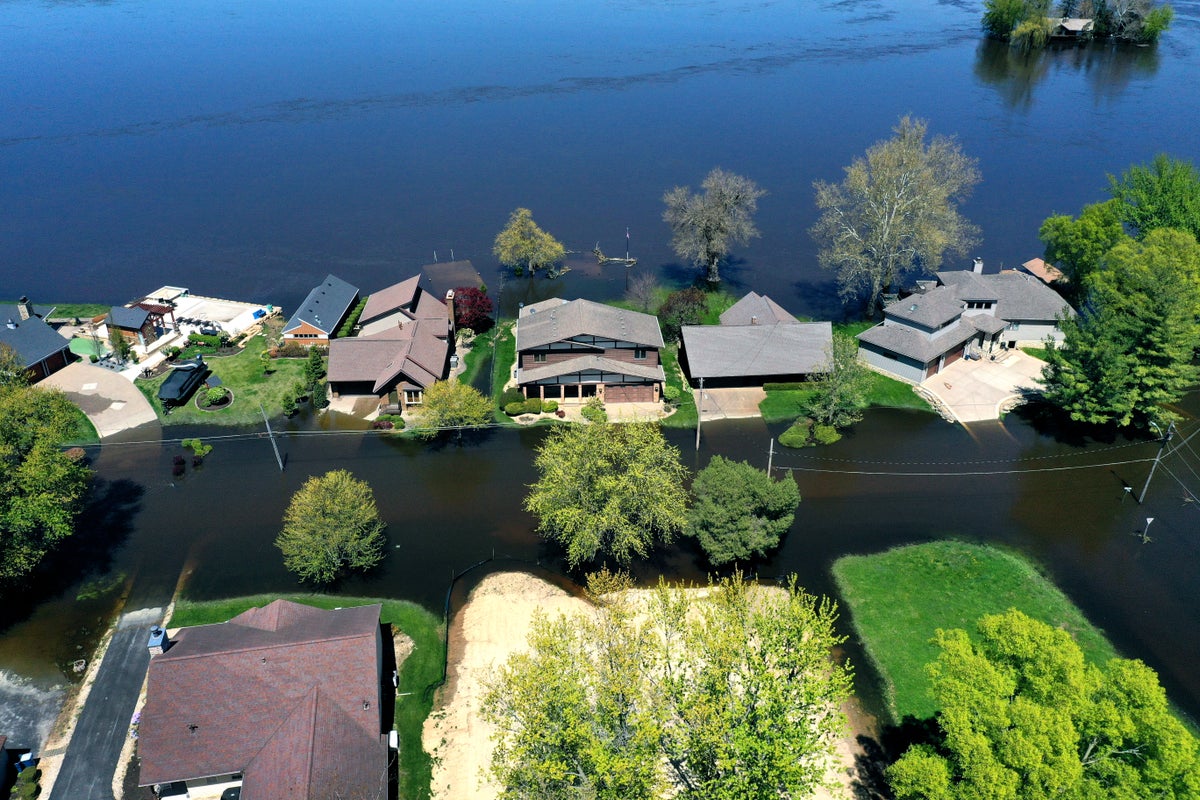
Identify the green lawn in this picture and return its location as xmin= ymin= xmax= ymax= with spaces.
xmin=659 ymin=344 xmax=697 ymax=429
xmin=457 ymin=328 xmax=496 ymax=389
xmin=487 ymin=322 xmax=519 ymax=423
xmin=1021 ymin=346 xmax=1049 ymax=361
xmin=135 ymin=334 xmax=309 ymax=425
xmin=68 ymin=337 xmax=106 ymax=358
xmin=24 ymin=302 xmax=109 ymax=321
xmin=63 ymin=404 xmax=100 ymax=445
xmin=832 ymin=541 xmax=1119 ymax=724
xmin=169 ymin=593 xmax=445 ymax=800
xmin=759 ymin=388 xmax=818 ymax=423
xmin=865 ymin=372 xmax=929 ymax=409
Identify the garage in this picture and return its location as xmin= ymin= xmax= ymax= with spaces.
xmin=604 ymin=384 xmax=655 ymax=403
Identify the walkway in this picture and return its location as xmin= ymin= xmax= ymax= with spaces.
xmin=919 ymin=351 xmax=1045 ymax=423
xmin=696 ymin=387 xmax=767 ymax=421
xmin=40 ymin=361 xmax=159 ymax=439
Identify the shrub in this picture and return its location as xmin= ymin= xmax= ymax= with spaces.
xmin=89 ymin=354 xmax=99 ymax=363
xmin=203 ymin=387 xmax=228 ymax=406
xmin=764 ymin=381 xmax=807 ymax=392
xmin=523 ymin=397 xmax=544 ymax=414
xmin=500 ymin=387 xmax=526 ymax=406
xmin=336 ymin=297 xmax=368 ymax=338
xmin=505 ymin=401 xmax=527 ymax=416
xmin=580 ymin=398 xmax=607 ymax=424
xmin=662 ymin=385 xmax=681 ymax=403
xmin=187 ymin=332 xmax=222 ymax=348
xmin=282 ymin=395 xmax=297 ymax=415
xmin=812 ymin=424 xmax=842 ymax=445
xmin=372 ymin=420 xmax=394 ymax=430
xmin=778 ymin=420 xmax=812 ymax=449
xmin=542 ymin=400 xmax=558 ymax=413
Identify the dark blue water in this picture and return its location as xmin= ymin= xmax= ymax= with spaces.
xmin=3 ymin=0 xmax=1198 ymax=317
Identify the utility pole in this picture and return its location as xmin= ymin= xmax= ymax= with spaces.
xmin=694 ymin=377 xmax=704 ymax=451
xmin=1137 ymin=420 xmax=1175 ymax=504
xmin=767 ymin=438 xmax=775 ymax=474
xmin=260 ymin=404 xmax=284 ymax=472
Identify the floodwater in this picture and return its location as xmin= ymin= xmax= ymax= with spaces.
xmin=2 ymin=0 xmax=1200 ymax=752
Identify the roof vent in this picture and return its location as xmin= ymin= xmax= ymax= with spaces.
xmin=750 ymin=315 xmax=759 ymax=325
xmin=909 ymin=304 xmax=918 ymax=312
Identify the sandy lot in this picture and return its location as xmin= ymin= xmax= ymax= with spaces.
xmin=423 ymin=571 xmax=865 ymax=800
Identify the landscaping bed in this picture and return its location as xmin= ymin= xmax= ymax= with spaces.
xmin=832 ymin=541 xmax=1118 ymax=724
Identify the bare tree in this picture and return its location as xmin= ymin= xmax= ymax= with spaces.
xmin=663 ymin=168 xmax=765 ymax=284
xmin=811 ymin=116 xmax=981 ymax=314
xmin=624 ymin=272 xmax=660 ymax=313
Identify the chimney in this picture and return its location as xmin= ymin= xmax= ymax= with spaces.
xmin=17 ymin=296 xmax=33 ymax=321
xmin=148 ymin=625 xmax=171 ymax=656
xmin=750 ymin=315 xmax=759 ymax=325
xmin=972 ymin=257 xmax=984 ymax=274
xmin=445 ymin=289 xmax=456 ymax=335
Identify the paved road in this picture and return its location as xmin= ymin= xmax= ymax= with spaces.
xmin=50 ymin=607 xmax=162 ymax=800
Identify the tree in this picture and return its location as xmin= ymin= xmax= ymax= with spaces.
xmin=0 ymin=374 xmax=92 ymax=584
xmin=524 ymin=422 xmax=689 ymax=568
xmin=108 ymin=327 xmax=134 ymax=363
xmin=1041 ymin=228 xmax=1200 ymax=428
xmin=482 ymin=573 xmax=853 ymax=800
xmin=624 ymin=272 xmax=660 ymax=313
xmin=806 ymin=332 xmax=873 ymax=429
xmin=982 ymin=0 xmax=1047 ymax=38
xmin=451 ymin=286 xmax=494 ymax=333
xmin=303 ymin=346 xmax=326 ymax=385
xmin=0 ymin=344 xmax=27 ymax=386
xmin=493 ymin=208 xmax=566 ymax=277
xmin=663 ymin=168 xmax=765 ymax=284
xmin=1108 ymin=154 xmax=1200 ymax=241
xmin=410 ymin=380 xmax=493 ymax=439
xmin=687 ymin=456 xmax=800 ymax=565
xmin=1039 ymin=199 xmax=1128 ymax=296
xmin=812 ymin=116 xmax=981 ymax=313
xmin=657 ymin=287 xmax=707 ymax=343
xmin=887 ymin=608 xmax=1200 ymax=800
xmin=275 ymin=470 xmax=386 ymax=583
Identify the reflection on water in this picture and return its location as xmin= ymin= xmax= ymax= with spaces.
xmin=974 ymin=38 xmax=1160 ymax=109
xmin=0 ymin=670 xmax=64 ymax=751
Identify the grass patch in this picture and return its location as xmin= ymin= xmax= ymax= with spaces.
xmin=864 ymin=371 xmax=929 ymax=410
xmin=68 ymin=337 xmax=106 ymax=358
xmin=659 ymin=344 xmax=697 ymax=429
xmin=832 ymin=541 xmax=1119 ymax=724
xmin=63 ymin=402 xmax=100 ymax=445
xmin=759 ymin=388 xmax=818 ymax=423
xmin=33 ymin=302 xmax=109 ymax=320
xmin=169 ymin=593 xmax=445 ymax=800
xmin=1021 ymin=346 xmax=1049 ymax=361
xmin=485 ymin=321 xmax=519 ymax=424
xmin=457 ymin=329 xmax=496 ymax=389
xmin=698 ymin=290 xmax=737 ymax=324
xmin=135 ymin=333 xmax=309 ymax=425
xmin=834 ymin=320 xmax=875 ymax=338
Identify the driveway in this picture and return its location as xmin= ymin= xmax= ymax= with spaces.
xmin=40 ymin=362 xmax=159 ymax=439
xmin=697 ymin=387 xmax=766 ymax=421
xmin=920 ymin=351 xmax=1045 ymax=423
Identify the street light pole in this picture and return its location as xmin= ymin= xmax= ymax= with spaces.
xmin=1137 ymin=420 xmax=1175 ymax=504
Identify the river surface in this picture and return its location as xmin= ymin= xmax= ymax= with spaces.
xmin=2 ymin=0 xmax=1200 ymax=753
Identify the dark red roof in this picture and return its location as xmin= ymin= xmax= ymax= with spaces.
xmin=139 ymin=600 xmax=386 ymax=800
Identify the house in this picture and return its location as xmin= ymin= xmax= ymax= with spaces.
xmin=107 ymin=304 xmax=166 ymax=348
xmin=1049 ymin=16 xmax=1094 ymax=37
xmin=281 ymin=274 xmax=360 ymax=345
xmin=138 ymin=600 xmax=387 ymax=800
xmin=857 ymin=259 xmax=1075 ymax=383
xmin=0 ymin=297 xmax=73 ymax=382
xmin=680 ymin=292 xmax=833 ymax=387
xmin=327 ymin=276 xmax=452 ymax=410
xmin=515 ymin=298 xmax=665 ymax=403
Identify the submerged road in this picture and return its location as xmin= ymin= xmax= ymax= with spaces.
xmin=50 ymin=607 xmax=162 ymax=800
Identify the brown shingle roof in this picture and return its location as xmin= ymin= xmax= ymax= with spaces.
xmin=138 ymin=600 xmax=385 ymax=800
xmin=328 ymin=320 xmax=448 ymax=393
xmin=360 ymin=276 xmax=421 ymax=326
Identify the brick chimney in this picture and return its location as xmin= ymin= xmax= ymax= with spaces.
xmin=17 ymin=296 xmax=33 ymax=321
xmin=445 ymin=289 xmax=456 ymax=335
xmin=972 ymin=257 xmax=984 ymax=274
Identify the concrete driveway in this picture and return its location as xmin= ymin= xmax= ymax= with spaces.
xmin=40 ymin=362 xmax=159 ymax=439
xmin=920 ymin=351 xmax=1045 ymax=423
xmin=697 ymin=387 xmax=767 ymax=421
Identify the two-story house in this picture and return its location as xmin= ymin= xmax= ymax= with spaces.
xmin=515 ymin=298 xmax=665 ymax=403
xmin=857 ymin=259 xmax=1075 ymax=383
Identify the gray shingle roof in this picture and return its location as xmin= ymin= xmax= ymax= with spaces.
xmin=283 ymin=274 xmax=360 ymax=335
xmin=518 ymin=355 xmax=665 ymax=384
xmin=421 ymin=260 xmax=484 ymax=298
xmin=108 ymin=305 xmax=150 ymax=330
xmin=516 ymin=299 xmax=663 ymax=351
xmin=858 ymin=319 xmax=979 ymax=363
xmin=0 ymin=306 xmax=70 ymax=368
xmin=936 ymin=269 xmax=1074 ymax=321
xmin=719 ymin=292 xmax=800 ymax=326
xmin=884 ymin=285 xmax=965 ymax=329
xmin=682 ymin=322 xmax=832 ymax=379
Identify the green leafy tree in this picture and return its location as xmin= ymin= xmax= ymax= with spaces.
xmin=663 ymin=168 xmax=765 ymax=284
xmin=410 ymin=380 xmax=493 ymax=439
xmin=0 ymin=372 xmax=92 ymax=584
xmin=525 ymin=422 xmax=689 ymax=567
xmin=1039 ymin=199 xmax=1128 ymax=297
xmin=482 ymin=574 xmax=853 ymax=800
xmin=806 ymin=332 xmax=873 ymax=429
xmin=275 ymin=470 xmax=386 ymax=584
xmin=0 ymin=344 xmax=27 ymax=386
xmin=887 ymin=608 xmax=1200 ymax=800
xmin=1041 ymin=228 xmax=1200 ymax=428
xmin=657 ymin=287 xmax=707 ymax=343
xmin=493 ymin=208 xmax=566 ymax=277
xmin=303 ymin=345 xmax=326 ymax=386
xmin=812 ymin=116 xmax=981 ymax=313
xmin=1108 ymin=154 xmax=1200 ymax=241
xmin=687 ymin=456 xmax=799 ymax=565
xmin=108 ymin=326 xmax=134 ymax=363
xmin=982 ymin=0 xmax=1045 ymax=37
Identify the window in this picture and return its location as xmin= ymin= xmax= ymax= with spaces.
xmin=634 ymin=348 xmax=647 ymax=360
xmin=1008 ymin=321 xmax=1021 ymax=330
xmin=966 ymin=301 xmax=994 ymax=310
xmin=404 ymin=390 xmax=423 ymax=406
xmin=533 ymin=353 xmax=547 ymax=363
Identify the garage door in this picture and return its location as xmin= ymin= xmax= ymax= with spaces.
xmin=942 ymin=346 xmax=964 ymax=369
xmin=605 ymin=384 xmax=654 ymax=403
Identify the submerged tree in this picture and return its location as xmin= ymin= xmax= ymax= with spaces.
xmin=687 ymin=456 xmax=800 ymax=565
xmin=663 ymin=168 xmax=765 ymax=284
xmin=276 ymin=470 xmax=386 ymax=583
xmin=493 ymin=208 xmax=566 ymax=277
xmin=806 ymin=332 xmax=873 ymax=430
xmin=812 ymin=116 xmax=981 ymax=314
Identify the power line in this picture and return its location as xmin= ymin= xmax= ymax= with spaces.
xmin=1157 ymin=462 xmax=1200 ymax=510
xmin=772 ymin=456 xmax=1153 ymax=478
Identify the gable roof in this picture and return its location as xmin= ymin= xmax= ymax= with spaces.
xmin=682 ymin=322 xmax=832 ymax=379
xmin=936 ymin=269 xmax=1074 ymax=321
xmin=139 ymin=600 xmax=385 ymax=800
xmin=283 ymin=274 xmax=360 ymax=336
xmin=1020 ymin=257 xmax=1066 ymax=285
xmin=328 ymin=320 xmax=448 ymax=392
xmin=884 ymin=285 xmax=965 ymax=329
xmin=421 ymin=259 xmax=484 ymax=298
xmin=516 ymin=298 xmax=663 ymax=351
xmin=360 ymin=276 xmax=421 ymax=325
xmin=858 ymin=319 xmax=980 ymax=363
xmin=519 ymin=355 xmax=665 ymax=384
xmin=719 ymin=292 xmax=800 ymax=326
xmin=108 ymin=305 xmax=151 ymax=330
xmin=359 ymin=276 xmax=450 ymax=338
xmin=1 ymin=306 xmax=70 ymax=368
